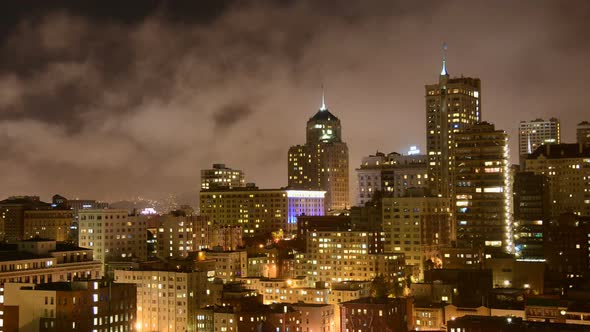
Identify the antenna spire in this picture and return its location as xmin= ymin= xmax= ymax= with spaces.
xmin=441 ymin=42 xmax=448 ymax=76
xmin=320 ymin=84 xmax=327 ymax=111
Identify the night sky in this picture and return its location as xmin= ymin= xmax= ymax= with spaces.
xmin=0 ymin=0 xmax=589 ymax=204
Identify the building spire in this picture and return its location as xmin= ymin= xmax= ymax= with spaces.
xmin=441 ymin=42 xmax=448 ymax=76
xmin=320 ymin=84 xmax=327 ymax=111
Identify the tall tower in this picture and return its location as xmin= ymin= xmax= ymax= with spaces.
xmin=454 ymin=122 xmax=512 ymax=253
xmin=288 ymin=91 xmax=350 ymax=212
xmin=426 ymin=44 xmax=482 ymax=198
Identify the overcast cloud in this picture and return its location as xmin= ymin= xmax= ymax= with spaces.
xmin=0 ymin=0 xmax=588 ymax=204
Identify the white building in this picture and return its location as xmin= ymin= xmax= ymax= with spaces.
xmin=518 ymin=118 xmax=560 ymax=164
xmin=356 ymin=152 xmax=428 ymax=205
xmin=78 ymin=209 xmax=147 ymax=266
xmin=114 ymin=266 xmax=214 ymax=332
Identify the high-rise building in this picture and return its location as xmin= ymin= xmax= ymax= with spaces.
xmin=199 ymin=186 xmax=325 ymax=237
xmin=524 ymin=143 xmax=590 ymax=217
xmin=288 ymin=93 xmax=349 ymax=212
xmin=513 ymin=172 xmax=550 ymax=222
xmin=78 ymin=209 xmax=147 ymax=266
xmin=453 ymin=122 xmax=512 ymax=252
xmin=382 ymin=195 xmax=452 ymax=280
xmin=518 ymin=118 xmax=560 ymax=165
xmin=577 ymin=121 xmax=590 ymax=146
xmin=356 ymin=152 xmax=428 ymax=205
xmin=200 ymin=163 xmax=245 ymax=190
xmin=426 ymin=49 xmax=482 ymax=199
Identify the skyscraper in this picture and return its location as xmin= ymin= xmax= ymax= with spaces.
xmin=288 ymin=92 xmax=350 ymax=211
xmin=577 ymin=121 xmax=590 ymax=146
xmin=453 ymin=122 xmax=512 ymax=252
xmin=518 ymin=118 xmax=560 ymax=165
xmin=426 ymin=46 xmax=482 ymax=198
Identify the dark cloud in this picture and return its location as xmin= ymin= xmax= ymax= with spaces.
xmin=0 ymin=0 xmax=588 ymax=204
xmin=214 ymin=102 xmax=256 ymax=130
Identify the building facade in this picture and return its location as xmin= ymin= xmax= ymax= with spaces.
xmin=356 ymin=152 xmax=428 ymax=205
xmin=78 ymin=209 xmax=147 ymax=266
xmin=425 ymin=54 xmax=482 ymax=199
xmin=0 ymin=240 xmax=102 ymax=286
xmin=288 ymin=96 xmax=349 ymax=212
xmin=2 ymin=280 xmax=136 ymax=332
xmin=453 ymin=122 xmax=512 ymax=252
xmin=200 ymin=187 xmax=325 ymax=237
xmin=577 ymin=121 xmax=590 ymax=146
xmin=382 ymin=196 xmax=451 ymax=280
xmin=339 ymin=297 xmax=412 ymax=332
xmin=524 ymin=143 xmax=590 ymax=217
xmin=0 ymin=196 xmax=51 ymax=241
xmin=114 ymin=266 xmax=214 ymax=332
xmin=518 ymin=118 xmax=561 ymax=165
xmin=23 ymin=210 xmax=73 ymax=241
xmin=295 ymin=230 xmax=405 ymax=285
xmin=200 ymin=163 xmax=245 ymax=190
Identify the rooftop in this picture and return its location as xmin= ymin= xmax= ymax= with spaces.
xmin=0 ymin=251 xmax=52 ymax=262
xmin=528 ymin=143 xmax=590 ymax=159
xmin=309 ymin=109 xmax=339 ymax=122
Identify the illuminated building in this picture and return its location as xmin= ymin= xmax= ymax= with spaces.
xmin=382 ymin=195 xmax=451 ymax=280
xmin=238 ymin=276 xmax=326 ymax=304
xmin=0 ymin=196 xmax=51 ymax=241
xmin=200 ymin=163 xmax=245 ymax=190
xmin=156 ymin=213 xmax=199 ymax=258
xmin=114 ymin=261 xmax=214 ymax=332
xmin=518 ymin=118 xmax=561 ymax=165
xmin=23 ymin=209 xmax=73 ymax=241
xmin=440 ymin=247 xmax=483 ymax=269
xmin=200 ymin=249 xmax=248 ymax=282
xmin=453 ymin=122 xmax=512 ymax=252
xmin=287 ymin=92 xmax=349 ymax=212
xmin=2 ymin=280 xmax=135 ymax=332
xmin=199 ymin=186 xmax=324 ymax=237
xmin=577 ymin=121 xmax=590 ymax=146
xmin=51 ymin=195 xmax=109 ymax=215
xmin=426 ymin=46 xmax=482 ymax=199
xmin=0 ymin=239 xmax=102 ymax=330
xmin=78 ymin=209 xmax=147 ymax=267
xmin=155 ymin=213 xmax=242 ymax=258
xmin=295 ymin=230 xmax=405 ymax=285
xmin=524 ymin=143 xmax=590 ymax=217
xmin=292 ymin=303 xmax=336 ymax=332
xmin=356 ymin=151 xmax=428 ymax=205
xmin=0 ymin=240 xmax=102 ymax=291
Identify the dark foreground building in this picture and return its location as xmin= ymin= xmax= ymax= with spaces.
xmin=339 ymin=297 xmax=413 ymax=332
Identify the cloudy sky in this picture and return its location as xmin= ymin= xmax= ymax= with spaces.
xmin=0 ymin=0 xmax=588 ymax=204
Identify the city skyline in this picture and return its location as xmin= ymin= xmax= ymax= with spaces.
xmin=0 ymin=1 xmax=589 ymax=202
